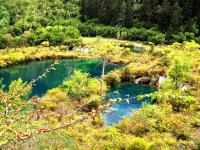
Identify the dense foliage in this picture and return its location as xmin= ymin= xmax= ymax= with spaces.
xmin=0 ymin=0 xmax=81 ymax=49
xmin=0 ymin=0 xmax=200 ymax=49
xmin=81 ymin=0 xmax=200 ymax=41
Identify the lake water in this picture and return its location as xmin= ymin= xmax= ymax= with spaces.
xmin=103 ymin=83 xmax=156 ymax=125
xmin=0 ymin=59 xmax=120 ymax=96
xmin=0 ymin=59 xmax=155 ymax=125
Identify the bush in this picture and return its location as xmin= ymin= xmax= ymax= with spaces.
xmin=167 ymin=114 xmax=193 ymax=140
xmin=84 ymin=128 xmax=128 ymax=150
xmin=9 ymin=130 xmax=78 ymax=150
xmin=173 ymin=32 xmax=196 ymax=43
xmin=128 ymin=28 xmax=166 ymax=44
xmin=91 ymin=115 xmax=105 ymax=127
xmin=78 ymin=23 xmax=96 ymax=36
xmin=0 ymin=78 xmax=32 ymax=111
xmin=127 ymin=138 xmax=148 ymax=150
xmin=117 ymin=104 xmax=168 ymax=136
xmin=104 ymin=71 xmax=122 ymax=86
xmin=14 ymin=31 xmax=33 ymax=47
xmin=32 ymin=25 xmax=80 ymax=47
xmin=0 ymin=5 xmax=10 ymax=29
xmin=38 ymin=88 xmax=72 ymax=110
xmin=77 ymin=23 xmax=200 ymax=44
xmin=173 ymin=32 xmax=187 ymax=43
xmin=41 ymin=41 xmax=50 ymax=47
xmin=146 ymin=141 xmax=170 ymax=150
xmin=62 ymin=71 xmax=106 ymax=101
xmin=77 ymin=23 xmax=166 ymax=44
xmin=151 ymin=88 xmax=196 ymax=111
xmin=0 ymin=34 xmax=14 ymax=49
xmin=168 ymin=55 xmax=192 ymax=88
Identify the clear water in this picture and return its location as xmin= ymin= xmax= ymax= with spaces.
xmin=0 ymin=59 xmax=121 ymax=96
xmin=103 ymin=83 xmax=156 ymax=126
xmin=0 ymin=59 xmax=155 ymax=125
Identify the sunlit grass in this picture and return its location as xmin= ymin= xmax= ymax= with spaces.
xmin=0 ymin=37 xmax=200 ymax=97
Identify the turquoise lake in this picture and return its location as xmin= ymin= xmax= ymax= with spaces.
xmin=0 ymin=59 xmax=155 ymax=125
xmin=103 ymin=83 xmax=155 ymax=125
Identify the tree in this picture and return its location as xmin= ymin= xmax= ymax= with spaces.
xmin=32 ymin=26 xmax=80 ymax=48
xmin=118 ymin=1 xmax=127 ymax=27
xmin=140 ymin=0 xmax=159 ymax=28
xmin=157 ymin=0 xmax=171 ymax=31
xmin=150 ymin=54 xmax=195 ymax=111
xmin=125 ymin=0 xmax=134 ymax=28
xmin=62 ymin=71 xmax=104 ymax=101
xmin=0 ymin=5 xmax=10 ymax=29
xmin=168 ymin=55 xmax=192 ymax=89
xmin=170 ymin=1 xmax=182 ymax=33
xmin=94 ymin=43 xmax=117 ymax=95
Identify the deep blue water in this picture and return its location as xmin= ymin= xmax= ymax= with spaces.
xmin=103 ymin=83 xmax=156 ymax=126
xmin=0 ymin=59 xmax=155 ymax=125
xmin=0 ymin=59 xmax=121 ymax=96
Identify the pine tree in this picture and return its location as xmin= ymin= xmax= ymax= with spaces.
xmin=140 ymin=0 xmax=152 ymax=27
xmin=118 ymin=1 xmax=126 ymax=27
xmin=140 ymin=0 xmax=159 ymax=28
xmin=157 ymin=0 xmax=172 ymax=31
xmin=125 ymin=0 xmax=133 ymax=28
xmin=80 ymin=0 xmax=88 ymax=21
xmin=99 ymin=1 xmax=110 ymax=24
xmin=170 ymin=1 xmax=182 ymax=33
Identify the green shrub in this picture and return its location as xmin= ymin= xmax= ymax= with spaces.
xmin=13 ymin=25 xmax=24 ymax=36
xmin=62 ymin=71 xmax=105 ymax=101
xmin=78 ymin=24 xmax=167 ymax=44
xmin=38 ymin=88 xmax=72 ymax=110
xmin=84 ymin=128 xmax=128 ymax=150
xmin=168 ymin=55 xmax=192 ymax=88
xmin=32 ymin=25 xmax=80 ymax=47
xmin=172 ymin=32 xmax=187 ymax=43
xmin=117 ymin=105 xmax=168 ymax=136
xmin=104 ymin=71 xmax=122 ymax=86
xmin=91 ymin=115 xmax=105 ymax=127
xmin=151 ymin=88 xmax=196 ymax=111
xmin=10 ymin=130 xmax=78 ymax=150
xmin=0 ymin=34 xmax=14 ymax=49
xmin=127 ymin=138 xmax=148 ymax=150
xmin=0 ymin=5 xmax=10 ymax=29
xmin=146 ymin=141 xmax=170 ymax=150
xmin=41 ymin=41 xmax=50 ymax=47
xmin=0 ymin=78 xmax=32 ymax=111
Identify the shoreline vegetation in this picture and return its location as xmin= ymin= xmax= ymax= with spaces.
xmin=0 ymin=37 xmax=149 ymax=68
xmin=1 ymin=37 xmax=199 ymax=90
xmin=1 ymin=37 xmax=200 ymax=96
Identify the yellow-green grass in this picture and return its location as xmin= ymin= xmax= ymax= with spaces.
xmin=2 ymin=37 xmax=200 ymax=149
xmin=0 ymin=37 xmax=200 ymax=97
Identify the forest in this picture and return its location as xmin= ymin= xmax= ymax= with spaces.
xmin=0 ymin=0 xmax=200 ymax=48
xmin=0 ymin=0 xmax=200 ymax=149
